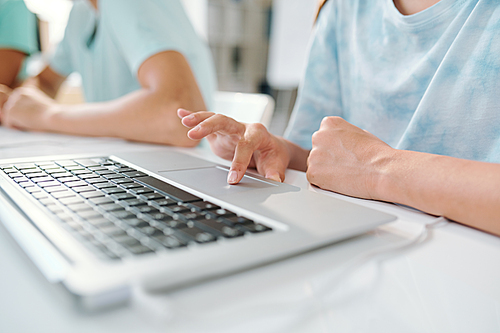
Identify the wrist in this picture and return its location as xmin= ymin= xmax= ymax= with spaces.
xmin=41 ymin=103 xmax=63 ymax=131
xmin=369 ymin=145 xmax=403 ymax=202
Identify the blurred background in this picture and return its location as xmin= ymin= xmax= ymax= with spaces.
xmin=23 ymin=0 xmax=318 ymax=135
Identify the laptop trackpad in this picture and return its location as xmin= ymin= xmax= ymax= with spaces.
xmin=157 ymin=166 xmax=298 ymax=197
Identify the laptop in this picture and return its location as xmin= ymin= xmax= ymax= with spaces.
xmin=0 ymin=148 xmax=396 ymax=309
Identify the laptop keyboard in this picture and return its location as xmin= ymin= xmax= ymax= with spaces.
xmin=0 ymin=157 xmax=272 ymax=260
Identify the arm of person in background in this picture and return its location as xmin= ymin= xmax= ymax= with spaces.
xmin=0 ymin=50 xmax=206 ymax=147
xmin=0 ymin=49 xmax=26 ymax=88
xmin=306 ymin=116 xmax=500 ymax=237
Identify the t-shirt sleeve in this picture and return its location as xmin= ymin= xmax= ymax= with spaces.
xmin=0 ymin=0 xmax=38 ymax=55
xmin=48 ymin=4 xmax=79 ymax=77
xmin=284 ymin=0 xmax=344 ymax=150
xmin=104 ymin=0 xmax=196 ymax=75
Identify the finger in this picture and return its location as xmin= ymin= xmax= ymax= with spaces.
xmin=227 ymin=125 xmax=267 ymax=184
xmin=177 ymin=108 xmax=192 ymax=119
xmin=179 ymin=110 xmax=216 ymax=128
xmin=188 ymin=113 xmax=246 ymax=141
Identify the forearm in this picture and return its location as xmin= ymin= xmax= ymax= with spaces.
xmin=377 ymin=149 xmax=500 ymax=236
xmin=44 ymin=89 xmax=201 ymax=146
xmin=23 ymin=66 xmax=66 ymax=99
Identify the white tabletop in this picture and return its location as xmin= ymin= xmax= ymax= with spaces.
xmin=0 ymin=127 xmax=499 ymax=333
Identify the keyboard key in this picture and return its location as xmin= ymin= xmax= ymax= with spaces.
xmin=102 ymin=187 xmax=126 ymax=195
xmin=51 ymin=190 xmax=76 ymax=199
xmin=123 ymin=171 xmax=147 ymax=178
xmin=59 ymin=196 xmax=85 ymax=205
xmin=150 ymin=197 xmax=178 ymax=206
xmin=236 ymin=223 xmax=272 ymax=233
xmin=39 ymin=198 xmax=57 ymax=206
xmin=120 ymin=198 xmax=148 ymax=207
xmin=196 ymin=220 xmax=244 ymax=238
xmin=120 ymin=182 xmax=143 ymax=190
xmin=100 ymin=203 xmax=124 ymax=212
xmin=86 ymin=177 xmax=109 ymax=184
xmin=126 ymin=244 xmax=154 ymax=255
xmin=32 ymin=192 xmax=49 ymax=200
xmin=80 ymin=191 xmax=105 ymax=199
xmin=7 ymin=172 xmax=24 ymax=178
xmin=152 ymin=235 xmax=187 ymax=249
xmin=88 ymin=196 xmax=115 ymax=205
xmin=24 ymin=172 xmax=48 ymax=178
xmin=134 ymin=206 xmax=161 ymax=215
xmin=94 ymin=181 xmax=116 ymax=189
xmin=65 ymin=180 xmax=88 ymax=188
xmin=16 ymin=163 xmax=37 ymax=170
xmin=129 ymin=187 xmax=154 ymax=195
xmin=140 ymin=192 xmax=164 ymax=200
xmin=110 ymin=210 xmax=137 ymax=219
xmin=135 ymin=176 xmax=202 ymax=203
xmin=112 ymin=234 xmax=140 ymax=247
xmin=78 ymin=173 xmax=100 ymax=180
xmin=57 ymin=176 xmax=81 ymax=183
xmin=76 ymin=209 xmax=103 ymax=219
xmin=112 ymin=178 xmax=133 ymax=185
xmin=87 ymin=217 xmax=114 ymax=227
xmin=121 ymin=218 xmax=149 ymax=228
xmin=67 ymin=203 xmax=94 ymax=212
xmin=187 ymin=201 xmax=221 ymax=211
xmin=111 ymin=192 xmax=136 ymax=201
xmin=98 ymin=225 xmax=127 ymax=237
xmin=178 ymin=226 xmax=216 ymax=243
xmin=45 ymin=185 xmax=69 ymax=193
xmin=36 ymin=180 xmax=60 ymax=187
xmin=71 ymin=185 xmax=96 ymax=193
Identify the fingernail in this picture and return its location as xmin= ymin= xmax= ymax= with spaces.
xmin=227 ymin=170 xmax=238 ymax=183
xmin=191 ymin=125 xmax=200 ymax=132
xmin=186 ymin=114 xmax=195 ymax=120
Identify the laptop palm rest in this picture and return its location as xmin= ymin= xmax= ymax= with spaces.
xmin=158 ymin=167 xmax=396 ymax=238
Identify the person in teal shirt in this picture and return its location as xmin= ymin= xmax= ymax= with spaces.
xmin=0 ymin=0 xmax=216 ymax=148
xmin=0 ymin=0 xmax=38 ymax=88
xmin=178 ymin=0 xmax=500 ymax=236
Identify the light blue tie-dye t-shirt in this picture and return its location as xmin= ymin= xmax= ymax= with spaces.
xmin=285 ymin=0 xmax=500 ymax=163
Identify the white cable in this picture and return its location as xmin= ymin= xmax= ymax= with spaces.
xmin=314 ymin=216 xmax=449 ymax=298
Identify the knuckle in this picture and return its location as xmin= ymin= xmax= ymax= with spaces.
xmin=247 ymin=122 xmax=266 ymax=132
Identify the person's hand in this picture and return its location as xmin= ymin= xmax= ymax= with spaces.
xmin=178 ymin=109 xmax=291 ymax=184
xmin=306 ymin=116 xmax=394 ymax=200
xmin=1 ymin=86 xmax=57 ymax=131
xmin=0 ymin=84 xmax=12 ymax=122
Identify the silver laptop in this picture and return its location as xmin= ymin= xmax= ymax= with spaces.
xmin=0 ymin=148 xmax=396 ymax=309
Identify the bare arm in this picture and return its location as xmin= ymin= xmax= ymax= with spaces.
xmin=307 ymin=116 xmax=500 ymax=236
xmin=26 ymin=65 xmax=67 ymax=98
xmin=2 ymin=51 xmax=207 ymax=147
xmin=377 ymin=150 xmax=500 ymax=235
xmin=0 ymin=49 xmax=26 ymax=88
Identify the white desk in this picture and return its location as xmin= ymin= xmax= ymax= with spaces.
xmin=0 ymin=127 xmax=499 ymax=333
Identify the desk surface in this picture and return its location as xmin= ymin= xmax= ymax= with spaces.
xmin=0 ymin=127 xmax=499 ymax=333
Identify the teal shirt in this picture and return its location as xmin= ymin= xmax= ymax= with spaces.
xmin=50 ymin=0 xmax=216 ymax=108
xmin=0 ymin=0 xmax=38 ymax=78
xmin=285 ymin=0 xmax=500 ymax=163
